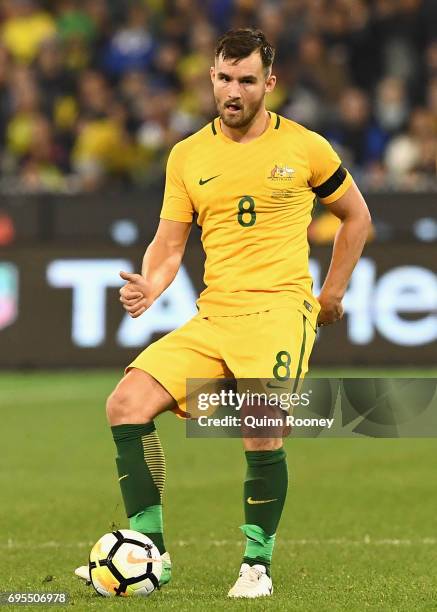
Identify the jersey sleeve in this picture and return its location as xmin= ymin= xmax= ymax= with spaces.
xmin=160 ymin=143 xmax=194 ymax=223
xmin=307 ymin=131 xmax=353 ymax=204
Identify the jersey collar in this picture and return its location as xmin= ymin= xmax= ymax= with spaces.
xmin=212 ymin=112 xmax=279 ymax=144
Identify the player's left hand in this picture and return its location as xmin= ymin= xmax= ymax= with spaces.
xmin=316 ymin=292 xmax=344 ymax=326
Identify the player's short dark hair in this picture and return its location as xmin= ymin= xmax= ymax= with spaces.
xmin=215 ymin=28 xmax=275 ymax=76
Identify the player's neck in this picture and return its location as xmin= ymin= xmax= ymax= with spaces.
xmin=220 ymin=109 xmax=270 ymax=143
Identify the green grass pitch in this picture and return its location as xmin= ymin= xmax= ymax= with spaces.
xmin=1 ymin=370 xmax=437 ymax=611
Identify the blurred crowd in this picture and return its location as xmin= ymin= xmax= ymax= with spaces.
xmin=0 ymin=0 xmax=436 ymax=193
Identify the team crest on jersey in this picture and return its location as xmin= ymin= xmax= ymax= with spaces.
xmin=268 ymin=164 xmax=295 ymax=180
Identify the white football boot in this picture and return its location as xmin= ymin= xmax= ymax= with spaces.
xmin=74 ymin=551 xmax=172 ymax=587
xmin=74 ymin=565 xmax=91 ymax=584
xmin=228 ymin=563 xmax=273 ymax=598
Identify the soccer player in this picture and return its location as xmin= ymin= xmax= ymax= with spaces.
xmin=75 ymin=28 xmax=371 ymax=598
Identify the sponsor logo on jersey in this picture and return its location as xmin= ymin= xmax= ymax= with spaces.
xmin=199 ymin=175 xmax=220 ymax=185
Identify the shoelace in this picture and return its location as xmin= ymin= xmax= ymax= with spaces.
xmin=238 ymin=566 xmax=264 ymax=587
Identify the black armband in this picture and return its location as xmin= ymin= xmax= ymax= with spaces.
xmin=313 ymin=164 xmax=347 ymax=198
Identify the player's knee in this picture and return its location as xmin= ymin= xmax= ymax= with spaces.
xmin=106 ymin=389 xmax=137 ymax=425
xmin=242 ymin=438 xmax=283 ymax=451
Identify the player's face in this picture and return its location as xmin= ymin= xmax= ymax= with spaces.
xmin=211 ymin=51 xmax=276 ymax=129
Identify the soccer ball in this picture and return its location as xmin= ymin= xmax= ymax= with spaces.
xmin=89 ymin=529 xmax=162 ymax=597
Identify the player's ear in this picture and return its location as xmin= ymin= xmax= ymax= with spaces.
xmin=210 ymin=66 xmax=215 ymax=84
xmin=265 ymin=74 xmax=276 ymax=94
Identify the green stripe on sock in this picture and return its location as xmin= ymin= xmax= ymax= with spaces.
xmin=130 ymin=506 xmax=165 ymax=554
xmin=141 ymin=431 xmax=166 ymax=502
xmin=241 ymin=524 xmax=276 ymax=563
xmin=130 ymin=505 xmax=163 ymax=534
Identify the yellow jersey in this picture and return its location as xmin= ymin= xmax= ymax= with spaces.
xmin=160 ymin=112 xmax=352 ymax=328
xmin=1 ymin=12 xmax=56 ymax=62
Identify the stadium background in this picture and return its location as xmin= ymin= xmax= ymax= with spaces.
xmin=1 ymin=1 xmax=436 ymax=609
xmin=0 ymin=0 xmax=435 ymax=368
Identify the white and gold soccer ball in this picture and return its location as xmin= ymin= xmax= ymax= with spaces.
xmin=89 ymin=529 xmax=162 ymax=597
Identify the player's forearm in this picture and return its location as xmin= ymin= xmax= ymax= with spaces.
xmin=141 ymin=239 xmax=183 ymax=301
xmin=319 ymin=213 xmax=371 ymax=299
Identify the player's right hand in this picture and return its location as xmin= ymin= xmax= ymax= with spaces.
xmin=119 ymin=271 xmax=153 ymax=318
